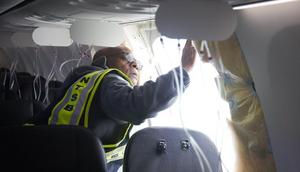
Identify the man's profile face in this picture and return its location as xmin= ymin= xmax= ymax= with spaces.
xmin=110 ymin=47 xmax=141 ymax=86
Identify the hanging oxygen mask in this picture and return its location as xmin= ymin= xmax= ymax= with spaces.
xmin=59 ymin=43 xmax=92 ymax=79
xmin=33 ymin=47 xmax=43 ymax=102
xmin=42 ymin=47 xmax=58 ymax=104
xmin=8 ymin=50 xmax=21 ymax=99
xmin=150 ymin=37 xmax=215 ymax=172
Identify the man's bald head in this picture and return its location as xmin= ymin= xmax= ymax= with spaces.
xmin=92 ymin=46 xmax=131 ymax=68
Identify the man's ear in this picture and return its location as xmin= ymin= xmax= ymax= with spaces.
xmin=92 ymin=56 xmax=108 ymax=68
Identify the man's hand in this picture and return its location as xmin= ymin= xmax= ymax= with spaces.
xmin=182 ymin=40 xmax=196 ymax=73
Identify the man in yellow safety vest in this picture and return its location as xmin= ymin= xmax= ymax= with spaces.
xmin=44 ymin=40 xmax=196 ymax=172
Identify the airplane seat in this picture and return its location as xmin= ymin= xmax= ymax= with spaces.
xmin=48 ymin=80 xmax=63 ymax=88
xmin=123 ymin=127 xmax=222 ymax=172
xmin=31 ymin=100 xmax=47 ymax=123
xmin=0 ymin=67 xmax=9 ymax=73
xmin=31 ymin=80 xmax=63 ymax=124
xmin=0 ymin=71 xmax=47 ymax=126
xmin=0 ymin=71 xmax=32 ymax=126
xmin=0 ymin=68 xmax=10 ymax=83
xmin=0 ymin=68 xmax=10 ymax=100
xmin=2 ymin=70 xmax=20 ymax=100
xmin=48 ymin=80 xmax=63 ymax=103
xmin=23 ymin=74 xmax=48 ymax=120
xmin=0 ymin=125 xmax=107 ymax=172
xmin=32 ymin=75 xmax=47 ymax=103
xmin=17 ymin=72 xmax=34 ymax=100
xmin=0 ymin=99 xmax=34 ymax=126
xmin=0 ymin=73 xmax=7 ymax=100
xmin=0 ymin=84 xmax=5 ymax=100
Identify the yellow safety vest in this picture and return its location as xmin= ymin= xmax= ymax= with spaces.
xmin=48 ymin=68 xmax=133 ymax=163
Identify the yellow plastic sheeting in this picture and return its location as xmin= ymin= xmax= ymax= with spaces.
xmin=194 ymin=35 xmax=276 ymax=172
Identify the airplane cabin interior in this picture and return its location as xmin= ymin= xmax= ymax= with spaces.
xmin=0 ymin=0 xmax=299 ymax=172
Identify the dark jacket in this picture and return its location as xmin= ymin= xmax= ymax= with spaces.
xmin=39 ymin=65 xmax=190 ymax=146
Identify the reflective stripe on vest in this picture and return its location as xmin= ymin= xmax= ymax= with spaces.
xmin=48 ymin=68 xmax=133 ymax=150
xmin=49 ymin=70 xmax=102 ymax=125
xmin=105 ymin=144 xmax=127 ymax=163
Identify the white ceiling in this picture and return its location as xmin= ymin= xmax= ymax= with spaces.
xmin=0 ymin=0 xmax=266 ymax=33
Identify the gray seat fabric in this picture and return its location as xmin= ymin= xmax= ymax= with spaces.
xmin=0 ymin=125 xmax=107 ymax=172
xmin=123 ymin=127 xmax=222 ymax=172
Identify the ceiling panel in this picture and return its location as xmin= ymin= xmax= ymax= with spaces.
xmin=0 ymin=0 xmax=269 ymax=33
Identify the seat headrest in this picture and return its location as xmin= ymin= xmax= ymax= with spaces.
xmin=123 ymin=127 xmax=222 ymax=172
xmin=0 ymin=125 xmax=107 ymax=172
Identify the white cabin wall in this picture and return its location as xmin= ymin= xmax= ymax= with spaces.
xmin=235 ymin=1 xmax=300 ymax=171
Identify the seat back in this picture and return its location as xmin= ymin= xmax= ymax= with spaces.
xmin=0 ymin=100 xmax=34 ymax=125
xmin=48 ymin=80 xmax=63 ymax=103
xmin=123 ymin=127 xmax=222 ymax=172
xmin=0 ymin=69 xmax=47 ymax=126
xmin=0 ymin=125 xmax=107 ymax=172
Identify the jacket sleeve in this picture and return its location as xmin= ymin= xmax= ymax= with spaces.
xmin=99 ymin=67 xmax=190 ymax=125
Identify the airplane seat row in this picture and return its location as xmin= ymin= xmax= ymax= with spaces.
xmin=0 ymin=70 xmax=222 ymax=172
xmin=0 ymin=71 xmax=107 ymax=172
xmin=0 ymin=68 xmax=63 ymax=126
xmin=0 ymin=68 xmax=63 ymax=102
xmin=0 ymin=125 xmax=221 ymax=172
xmin=0 ymin=125 xmax=107 ymax=172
